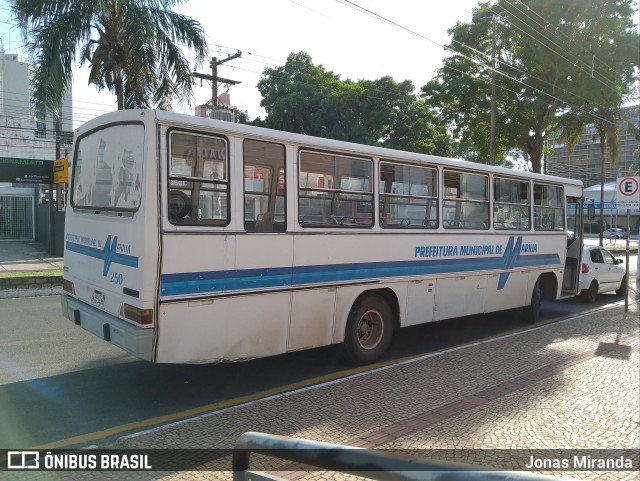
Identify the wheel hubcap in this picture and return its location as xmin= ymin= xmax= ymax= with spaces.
xmin=357 ymin=310 xmax=383 ymax=350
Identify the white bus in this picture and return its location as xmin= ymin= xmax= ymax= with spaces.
xmin=61 ymin=109 xmax=584 ymax=364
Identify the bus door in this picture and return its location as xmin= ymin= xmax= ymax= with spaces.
xmin=561 ymin=196 xmax=583 ymax=296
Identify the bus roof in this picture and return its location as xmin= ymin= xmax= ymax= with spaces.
xmin=77 ymin=109 xmax=583 ymax=188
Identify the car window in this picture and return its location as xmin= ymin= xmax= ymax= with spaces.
xmin=589 ymin=249 xmax=604 ymax=263
xmin=602 ymin=249 xmax=616 ymax=264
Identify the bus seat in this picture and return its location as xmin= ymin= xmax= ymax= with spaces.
xmin=256 ymin=212 xmax=274 ymax=232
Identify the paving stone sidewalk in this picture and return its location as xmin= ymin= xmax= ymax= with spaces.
xmin=9 ymin=301 xmax=636 ymax=481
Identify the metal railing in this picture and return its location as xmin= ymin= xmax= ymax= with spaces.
xmin=232 ymin=432 xmax=574 ymax=481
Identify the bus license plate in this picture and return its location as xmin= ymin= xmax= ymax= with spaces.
xmin=91 ymin=291 xmax=105 ymax=309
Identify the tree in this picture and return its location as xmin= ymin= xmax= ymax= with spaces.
xmin=629 ymin=121 xmax=640 ymax=175
xmin=256 ymin=52 xmax=453 ymax=155
xmin=379 ymin=98 xmax=453 ymax=157
xmin=554 ymin=0 xmax=638 ymax=245
xmin=422 ymin=0 xmax=638 ymax=173
xmin=13 ymin=0 xmax=208 ymax=111
xmin=422 ymin=8 xmax=511 ymax=166
xmin=256 ymin=52 xmax=343 ymax=135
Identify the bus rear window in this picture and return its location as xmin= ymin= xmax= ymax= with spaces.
xmin=72 ymin=123 xmax=144 ymax=211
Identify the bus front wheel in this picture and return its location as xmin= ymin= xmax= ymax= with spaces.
xmin=523 ymin=279 xmax=542 ymax=324
xmin=343 ymin=294 xmax=394 ymax=365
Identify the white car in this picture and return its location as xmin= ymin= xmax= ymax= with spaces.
xmin=603 ymin=228 xmax=628 ymax=239
xmin=579 ymin=245 xmax=627 ymax=303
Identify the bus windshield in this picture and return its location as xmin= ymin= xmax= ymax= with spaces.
xmin=72 ymin=123 xmax=145 ymax=211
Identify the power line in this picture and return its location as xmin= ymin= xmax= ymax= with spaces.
xmin=333 ymin=0 xmax=627 ymax=129
xmin=491 ymin=0 xmax=622 ymax=95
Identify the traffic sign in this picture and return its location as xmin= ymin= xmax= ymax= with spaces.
xmin=53 ymin=158 xmax=69 ymax=184
xmin=616 ymin=176 xmax=639 ymax=209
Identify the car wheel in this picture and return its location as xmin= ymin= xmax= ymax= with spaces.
xmin=616 ymin=276 xmax=627 ymax=296
xmin=583 ymin=280 xmax=599 ymax=303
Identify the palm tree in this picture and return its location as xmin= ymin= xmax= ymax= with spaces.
xmin=13 ymin=0 xmax=208 ymax=111
xmin=559 ymin=107 xmax=622 ymax=247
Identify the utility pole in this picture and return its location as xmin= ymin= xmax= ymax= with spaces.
xmin=193 ymin=51 xmax=242 ymax=115
xmin=489 ymin=14 xmax=497 ymax=166
xmin=49 ymin=111 xmax=61 ymax=255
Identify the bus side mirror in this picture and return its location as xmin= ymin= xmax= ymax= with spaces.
xmin=587 ymin=203 xmax=595 ymax=220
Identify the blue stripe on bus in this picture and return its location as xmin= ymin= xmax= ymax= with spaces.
xmin=66 ymin=240 xmax=139 ymax=273
xmin=159 ymin=253 xmax=560 ymax=297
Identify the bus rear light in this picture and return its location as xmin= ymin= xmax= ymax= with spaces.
xmin=122 ymin=304 xmax=154 ymax=325
xmin=62 ymin=279 xmax=75 ymax=295
xmin=581 ymin=263 xmax=590 ymax=274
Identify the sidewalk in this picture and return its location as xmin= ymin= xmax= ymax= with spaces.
xmin=0 ymin=241 xmax=63 ymax=298
xmin=21 ymin=300 xmax=638 ymax=481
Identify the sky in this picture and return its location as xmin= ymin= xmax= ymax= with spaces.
xmin=0 ymin=0 xmax=481 ymax=129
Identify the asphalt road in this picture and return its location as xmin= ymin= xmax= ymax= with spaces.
xmin=0 ymin=292 xmax=632 ymax=449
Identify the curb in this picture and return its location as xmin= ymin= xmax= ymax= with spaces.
xmin=0 ymin=286 xmax=62 ymax=299
xmin=0 ymin=274 xmax=63 ymax=299
xmin=0 ymin=274 xmax=62 ymax=289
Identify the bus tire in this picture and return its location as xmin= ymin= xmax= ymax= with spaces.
xmin=523 ymin=278 xmax=542 ymax=324
xmin=343 ymin=294 xmax=394 ymax=365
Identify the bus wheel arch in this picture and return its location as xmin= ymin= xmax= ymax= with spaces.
xmin=342 ymin=289 xmax=397 ymax=365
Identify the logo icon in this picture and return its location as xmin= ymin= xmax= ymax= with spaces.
xmin=498 ymin=236 xmax=523 ymax=290
xmin=103 ymin=235 xmax=119 ymax=276
xmin=7 ymin=451 xmax=39 ymax=470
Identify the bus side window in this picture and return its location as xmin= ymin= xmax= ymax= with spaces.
xmin=299 ymin=151 xmax=373 ymax=229
xmin=443 ymin=170 xmax=489 ymax=229
xmin=243 ymin=139 xmax=286 ymax=233
xmin=534 ymin=183 xmax=564 ymax=231
xmin=168 ymin=132 xmax=229 ymax=226
xmin=378 ymin=162 xmax=438 ymax=229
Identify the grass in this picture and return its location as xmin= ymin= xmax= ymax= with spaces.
xmin=0 ymin=270 xmax=63 ymax=279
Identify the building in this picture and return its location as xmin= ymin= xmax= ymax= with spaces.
xmin=195 ymin=92 xmax=236 ymax=122
xmin=545 ymin=105 xmax=639 ymax=235
xmin=546 ymin=105 xmax=639 ymax=188
xmin=582 ymin=182 xmax=639 ymax=235
xmin=0 ymin=45 xmax=72 ymax=247
xmin=0 ymin=48 xmax=73 ymax=162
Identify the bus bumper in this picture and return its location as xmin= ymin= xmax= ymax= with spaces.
xmin=61 ymin=294 xmax=154 ymax=362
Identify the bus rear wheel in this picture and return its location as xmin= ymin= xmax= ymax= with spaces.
xmin=343 ymin=294 xmax=393 ymax=365
xmin=523 ymin=278 xmax=542 ymax=324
